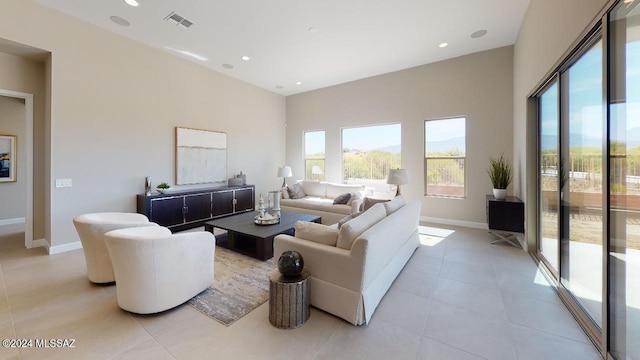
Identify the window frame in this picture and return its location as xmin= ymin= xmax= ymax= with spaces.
xmin=303 ymin=130 xmax=326 ymax=181
xmin=424 ymin=116 xmax=467 ymax=198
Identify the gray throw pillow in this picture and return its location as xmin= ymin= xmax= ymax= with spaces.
xmin=360 ymin=197 xmax=390 ymax=211
xmin=288 ymin=183 xmax=306 ymax=199
xmin=333 ymin=193 xmax=351 ymax=205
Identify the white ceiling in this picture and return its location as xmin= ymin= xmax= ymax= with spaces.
xmin=33 ymin=0 xmax=530 ymax=96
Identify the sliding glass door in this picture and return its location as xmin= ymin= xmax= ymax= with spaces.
xmin=560 ymin=38 xmax=604 ymax=329
xmin=539 ymin=81 xmax=560 ymax=272
xmin=535 ymin=1 xmax=640 ymax=358
xmin=608 ymin=2 xmax=640 ymax=359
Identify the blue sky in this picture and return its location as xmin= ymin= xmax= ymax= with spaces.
xmin=541 ymin=39 xmax=640 ymax=149
xmin=341 ymin=124 xmax=401 ymax=151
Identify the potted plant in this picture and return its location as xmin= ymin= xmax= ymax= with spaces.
xmin=488 ymin=154 xmax=512 ymax=200
xmin=156 ymin=182 xmax=171 ymax=194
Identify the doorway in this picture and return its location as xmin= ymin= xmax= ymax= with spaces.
xmin=0 ymin=89 xmax=34 ymax=248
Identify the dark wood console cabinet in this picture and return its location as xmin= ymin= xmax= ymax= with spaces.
xmin=137 ymin=185 xmax=254 ymax=232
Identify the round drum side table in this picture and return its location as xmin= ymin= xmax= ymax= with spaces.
xmin=269 ymin=269 xmax=310 ymax=329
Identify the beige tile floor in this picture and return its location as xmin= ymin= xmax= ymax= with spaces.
xmin=0 ymin=223 xmax=601 ymax=360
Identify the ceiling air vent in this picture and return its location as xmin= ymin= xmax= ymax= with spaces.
xmin=164 ymin=12 xmax=193 ymax=28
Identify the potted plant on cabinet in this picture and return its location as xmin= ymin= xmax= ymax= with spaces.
xmin=156 ymin=182 xmax=172 ymax=194
xmin=488 ymin=154 xmax=512 ymax=200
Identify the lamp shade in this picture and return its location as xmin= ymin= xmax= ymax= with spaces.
xmin=311 ymin=165 xmax=323 ymax=175
xmin=387 ymin=169 xmax=409 ymax=185
xmin=277 ymin=166 xmax=292 ymax=178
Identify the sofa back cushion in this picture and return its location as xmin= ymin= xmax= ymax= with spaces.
xmin=336 ymin=202 xmax=387 ymax=250
xmin=326 ymin=183 xmax=365 ymax=199
xmin=361 ymin=197 xmax=389 ymax=211
xmin=294 ymin=221 xmax=339 ymax=246
xmin=301 ymin=181 xmax=326 ymax=197
xmin=384 ymin=195 xmax=406 ymax=215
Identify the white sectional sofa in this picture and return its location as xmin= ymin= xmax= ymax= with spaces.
xmin=274 ymin=196 xmax=420 ymax=325
xmin=280 ymin=180 xmax=366 ymax=225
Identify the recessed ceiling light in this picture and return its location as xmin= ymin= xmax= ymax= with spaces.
xmin=471 ymin=30 xmax=488 ymax=39
xmin=296 ymin=81 xmax=302 ymax=85
xmin=241 ymin=56 xmax=250 ymax=61
xmin=275 ymin=85 xmax=284 ymax=89
xmin=124 ymin=0 xmax=139 ymax=6
xmin=222 ymin=64 xmax=234 ymax=69
xmin=109 ymin=16 xmax=130 ymax=26
xmin=438 ymin=42 xmax=448 ymax=48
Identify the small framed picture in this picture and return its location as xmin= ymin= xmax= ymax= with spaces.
xmin=0 ymin=135 xmax=17 ymax=183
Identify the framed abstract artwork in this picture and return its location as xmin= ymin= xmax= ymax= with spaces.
xmin=0 ymin=135 xmax=16 ymax=183
xmin=175 ymin=127 xmax=227 ymax=185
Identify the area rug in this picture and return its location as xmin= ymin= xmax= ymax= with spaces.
xmin=189 ymin=246 xmax=274 ymax=326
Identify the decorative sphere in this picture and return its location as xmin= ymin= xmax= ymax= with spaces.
xmin=277 ymin=250 xmax=304 ymax=277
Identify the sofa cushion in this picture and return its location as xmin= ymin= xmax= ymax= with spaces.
xmin=288 ymin=183 xmax=306 ymax=199
xmin=326 ymin=183 xmax=366 ymax=199
xmin=294 ymin=221 xmax=339 ymax=246
xmin=384 ymin=195 xmax=406 ymax=215
xmin=301 ymin=181 xmax=326 ymax=197
xmin=281 ymin=186 xmax=290 ymax=199
xmin=336 ymin=203 xmax=387 ymax=250
xmin=361 ymin=197 xmax=389 ymax=211
xmin=333 ymin=193 xmax=351 ymax=205
xmin=281 ymin=197 xmax=353 ymax=215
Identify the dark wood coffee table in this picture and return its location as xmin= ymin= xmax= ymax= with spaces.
xmin=204 ymin=210 xmax=321 ymax=261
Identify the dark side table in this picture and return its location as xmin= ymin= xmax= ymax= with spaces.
xmin=486 ymin=195 xmax=525 ymax=249
xmin=269 ymin=269 xmax=310 ymax=329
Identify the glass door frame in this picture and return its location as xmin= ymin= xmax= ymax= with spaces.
xmin=536 ymin=74 xmax=560 ymax=280
xmin=533 ymin=25 xmax=609 ymax=355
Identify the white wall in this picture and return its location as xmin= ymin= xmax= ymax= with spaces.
xmin=513 ymin=0 xmax=609 ymax=247
xmin=0 ymin=1 xmax=286 ymax=249
xmin=287 ymin=46 xmax=514 ymax=225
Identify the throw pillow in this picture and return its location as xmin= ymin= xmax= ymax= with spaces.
xmin=281 ymin=186 xmax=290 ymax=199
xmin=288 ymin=183 xmax=306 ymax=199
xmin=337 ymin=211 xmax=362 ymax=229
xmin=294 ymin=221 xmax=339 ymax=246
xmin=336 ymin=203 xmax=387 ymax=250
xmin=333 ymin=193 xmax=351 ymax=205
xmin=384 ymin=195 xmax=406 ymax=215
xmin=360 ymin=197 xmax=389 ymax=212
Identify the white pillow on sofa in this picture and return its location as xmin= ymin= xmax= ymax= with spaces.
xmin=294 ymin=221 xmax=339 ymax=246
xmin=336 ymin=203 xmax=387 ymax=250
xmin=384 ymin=195 xmax=406 ymax=215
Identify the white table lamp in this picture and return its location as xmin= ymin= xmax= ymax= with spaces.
xmin=387 ymin=169 xmax=409 ymax=196
xmin=278 ymin=166 xmax=293 ymax=187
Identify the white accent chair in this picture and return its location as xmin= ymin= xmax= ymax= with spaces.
xmin=104 ymin=226 xmax=215 ymax=314
xmin=73 ymin=212 xmax=158 ymax=284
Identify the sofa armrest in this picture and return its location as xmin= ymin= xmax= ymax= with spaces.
xmin=274 ymin=234 xmax=367 ymax=291
xmin=351 ymin=198 xmax=363 ymax=214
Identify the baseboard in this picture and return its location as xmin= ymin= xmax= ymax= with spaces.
xmin=420 ymin=216 xmax=488 ymax=230
xmin=48 ymin=241 xmax=83 ymax=255
xmin=0 ymin=217 xmax=26 ymax=227
xmin=30 ymin=238 xmax=48 ymax=249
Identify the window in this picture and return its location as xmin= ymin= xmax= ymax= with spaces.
xmin=304 ymin=130 xmax=325 ymax=181
xmin=424 ymin=117 xmax=466 ymax=197
xmin=342 ymin=124 xmax=401 ymax=199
